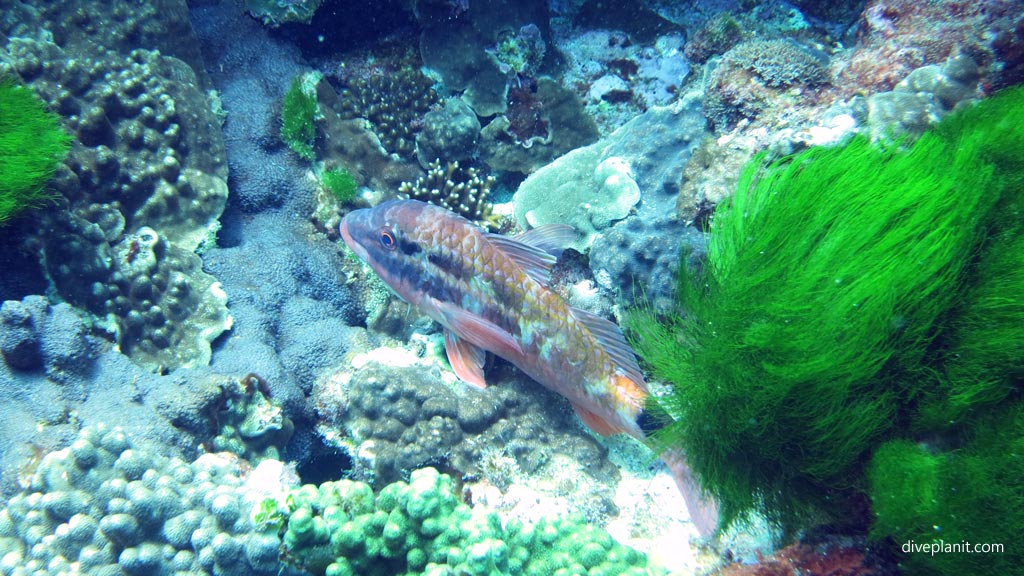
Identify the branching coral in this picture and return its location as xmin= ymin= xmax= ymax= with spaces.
xmin=398 ymin=160 xmax=498 ymax=229
xmin=336 ymin=69 xmax=438 ymax=159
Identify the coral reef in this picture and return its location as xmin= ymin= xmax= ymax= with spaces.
xmin=865 ymin=55 xmax=981 ymax=140
xmin=1 ymin=0 xmax=208 ymax=82
xmin=280 ymin=466 xmax=653 ymax=576
xmin=515 ymin=150 xmax=640 ymax=251
xmin=684 ymin=13 xmax=747 ymax=64
xmin=416 ymin=0 xmax=554 ymax=117
xmin=479 ymin=77 xmax=599 ymax=175
xmin=415 ymin=98 xmax=481 ymax=168
xmin=335 ymin=69 xmax=438 ymax=159
xmin=0 ymin=295 xmax=236 ymax=492
xmin=0 ymin=296 xmax=96 ymax=383
xmin=838 ymin=0 xmax=1020 ymax=95
xmin=712 ymin=534 xmax=885 ymax=576
xmin=0 ymin=424 xmax=285 ymax=575
xmin=705 ymin=38 xmax=831 ymax=130
xmin=549 ymin=25 xmax=692 ymax=133
xmin=398 ymin=160 xmax=498 ymax=229
xmin=189 ymin=3 xmax=308 ymax=214
xmin=0 ymin=79 xmax=71 ymax=226
xmin=512 ymin=95 xmax=705 ymax=309
xmin=2 ymin=35 xmax=231 ymax=372
xmin=311 ymin=349 xmax=621 ymax=516
xmin=246 ymin=0 xmax=323 ymax=27
xmin=627 ymin=88 xmax=1024 ymax=535
xmin=574 ymin=0 xmax=683 ymax=44
xmin=211 ymin=373 xmax=295 ymax=464
xmin=489 ymin=24 xmax=547 ymax=77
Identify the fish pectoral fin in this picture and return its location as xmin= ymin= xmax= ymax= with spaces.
xmin=569 ymin=401 xmax=623 ymax=437
xmin=435 ymin=300 xmax=523 ymax=359
xmin=444 ymin=329 xmax=488 ymax=389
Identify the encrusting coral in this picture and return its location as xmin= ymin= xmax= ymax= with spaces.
xmin=4 ymin=38 xmax=231 ymax=373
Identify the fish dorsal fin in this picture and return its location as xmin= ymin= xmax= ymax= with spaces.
xmin=435 ymin=300 xmax=523 ymax=360
xmin=487 ymin=224 xmax=576 ymax=286
xmin=571 ymin=307 xmax=647 ymax=389
xmin=444 ymin=329 xmax=488 ymax=389
xmin=512 ymin=224 xmax=577 ymax=256
xmin=487 ymin=235 xmax=557 ymax=285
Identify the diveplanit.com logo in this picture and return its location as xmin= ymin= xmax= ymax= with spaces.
xmin=903 ymin=539 xmax=1005 ymax=556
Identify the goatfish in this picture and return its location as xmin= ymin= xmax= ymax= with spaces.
xmin=340 ymin=199 xmax=718 ymax=535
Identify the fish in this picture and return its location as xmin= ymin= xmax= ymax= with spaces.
xmin=341 ymin=199 xmax=718 ymax=535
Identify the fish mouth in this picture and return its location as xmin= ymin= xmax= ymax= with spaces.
xmin=340 ymin=215 xmax=369 ymax=263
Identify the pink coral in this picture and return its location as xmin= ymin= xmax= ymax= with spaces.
xmin=713 ymin=539 xmax=883 ymax=576
xmin=837 ymin=0 xmax=1021 ymax=95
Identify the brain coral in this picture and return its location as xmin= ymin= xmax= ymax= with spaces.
xmin=704 ymin=39 xmax=831 ymax=130
xmin=721 ymin=39 xmax=830 ymax=88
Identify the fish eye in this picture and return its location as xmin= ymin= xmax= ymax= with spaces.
xmin=379 ymin=228 xmax=397 ymax=250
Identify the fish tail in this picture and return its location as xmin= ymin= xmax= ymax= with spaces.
xmin=660 ymin=448 xmax=720 ymax=537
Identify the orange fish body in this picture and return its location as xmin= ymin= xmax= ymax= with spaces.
xmin=341 ymin=199 xmax=718 ymax=534
xmin=341 ymin=199 xmax=648 ymax=438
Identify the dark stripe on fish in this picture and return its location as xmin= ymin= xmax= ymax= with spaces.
xmin=428 ymin=250 xmax=472 ymax=281
xmin=492 ymin=278 xmax=524 ymax=315
xmin=398 ymin=238 xmax=421 ymax=256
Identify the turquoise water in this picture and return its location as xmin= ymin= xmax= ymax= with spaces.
xmin=0 ymin=1 xmax=1019 ymax=574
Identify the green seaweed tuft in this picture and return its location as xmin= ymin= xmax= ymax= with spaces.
xmin=0 ymin=78 xmax=72 ymax=225
xmin=868 ymin=405 xmax=1024 ymax=575
xmin=321 ymin=167 xmax=359 ymax=204
xmin=281 ymin=75 xmax=319 ymax=162
xmin=628 ymin=86 xmax=1024 ymax=535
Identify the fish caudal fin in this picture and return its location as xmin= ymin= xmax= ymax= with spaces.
xmin=660 ymin=448 xmax=720 ymax=537
xmin=444 ymin=329 xmax=487 ymax=389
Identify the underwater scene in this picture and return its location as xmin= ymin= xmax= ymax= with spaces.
xmin=1 ymin=0 xmax=1022 ymax=574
